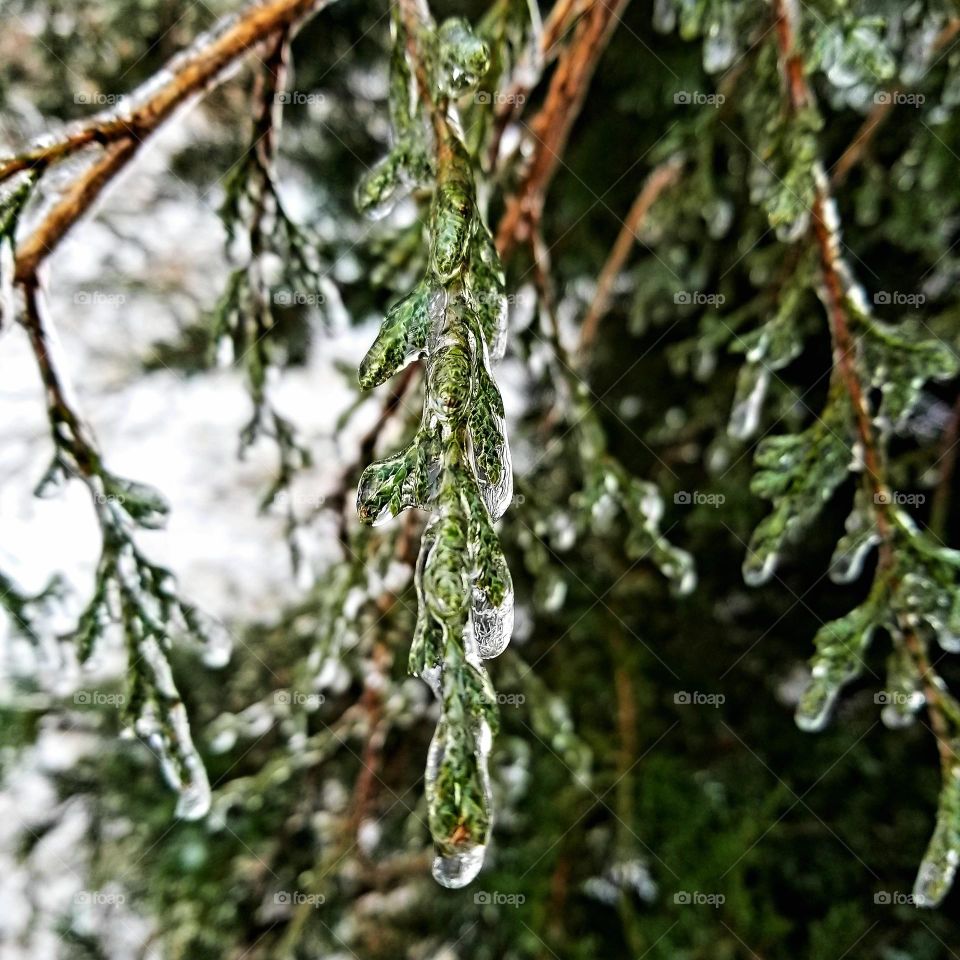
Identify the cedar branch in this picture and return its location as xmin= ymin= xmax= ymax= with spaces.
xmin=10 ymin=0 xmax=330 ymax=280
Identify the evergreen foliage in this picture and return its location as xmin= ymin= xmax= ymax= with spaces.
xmin=3 ymin=0 xmax=960 ymax=955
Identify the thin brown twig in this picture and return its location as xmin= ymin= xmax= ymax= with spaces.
xmin=831 ymin=17 xmax=960 ymax=187
xmin=495 ymin=0 xmax=632 ymax=260
xmin=333 ymin=364 xmax=422 ymax=548
xmin=14 ymin=139 xmax=139 ymax=283
xmin=929 ymin=393 xmax=960 ymax=542
xmin=19 ymin=277 xmax=101 ymax=476
xmin=485 ymin=0 xmax=590 ymax=170
xmin=578 ymin=156 xmax=684 ymax=355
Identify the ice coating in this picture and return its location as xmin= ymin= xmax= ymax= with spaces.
xmin=829 ymin=490 xmax=881 ymax=585
xmin=353 ymin=5 xmax=512 ymax=887
xmin=913 ymin=758 xmax=960 ymax=908
xmin=728 ymin=364 xmax=769 ymax=441
xmin=472 ymin=579 xmax=514 ymax=659
xmin=136 ymin=634 xmax=212 ymax=820
xmin=795 ymin=605 xmax=878 ymax=733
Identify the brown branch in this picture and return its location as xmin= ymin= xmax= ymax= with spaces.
xmin=485 ymin=0 xmax=590 ymax=170
xmin=929 ymin=393 xmax=960 ymax=541
xmin=19 ymin=276 xmax=102 ymax=477
xmin=830 ymin=99 xmax=894 ymax=187
xmin=495 ymin=0 xmax=632 ymax=260
xmin=14 ymin=139 xmax=139 ymax=283
xmin=10 ymin=0 xmax=329 ymax=280
xmin=772 ymin=0 xmax=888 ymax=515
xmin=773 ymin=0 xmax=958 ymax=758
xmin=578 ymin=156 xmax=684 ymax=354
xmin=395 ymin=0 xmax=444 ymax=140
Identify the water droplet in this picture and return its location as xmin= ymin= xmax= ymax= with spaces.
xmin=432 ymin=845 xmax=487 ymax=888
xmin=472 ymin=582 xmax=513 ymax=659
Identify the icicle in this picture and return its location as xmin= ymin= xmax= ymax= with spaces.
xmin=913 ymin=756 xmax=960 ymax=908
xmin=652 ymin=0 xmax=675 ymax=34
xmin=829 ymin=489 xmax=880 ymax=584
xmin=135 ymin=634 xmax=212 ymax=820
xmin=728 ymin=364 xmax=769 ymax=440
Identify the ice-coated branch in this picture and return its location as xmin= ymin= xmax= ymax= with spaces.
xmin=0 ymin=0 xmax=331 ymax=186
xmin=6 ymin=0 xmax=334 ymax=284
xmin=16 ymin=280 xmax=231 ymax=818
xmin=766 ymin=0 xmax=960 ymax=908
xmin=354 ymin=0 xmax=514 ymax=888
xmin=528 ymin=225 xmax=695 ymax=594
xmin=210 ymin=30 xmax=321 ymax=558
xmin=831 ymin=16 xmax=960 ymax=187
